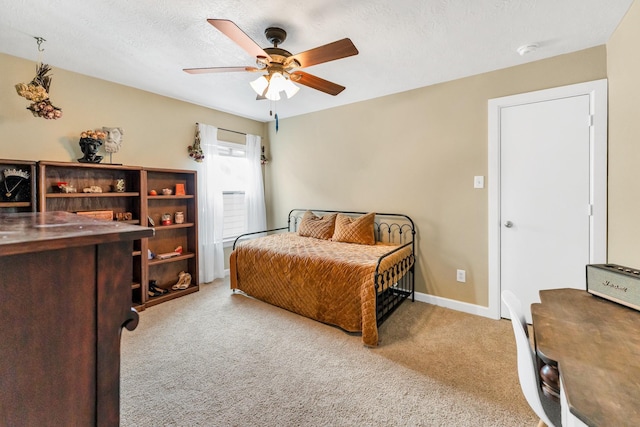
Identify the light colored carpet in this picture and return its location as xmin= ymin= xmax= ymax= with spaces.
xmin=120 ymin=278 xmax=537 ymax=426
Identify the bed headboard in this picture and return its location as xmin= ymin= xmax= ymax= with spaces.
xmin=288 ymin=209 xmax=415 ymax=245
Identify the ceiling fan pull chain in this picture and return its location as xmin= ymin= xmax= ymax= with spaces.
xmin=274 ymin=102 xmax=279 ymax=133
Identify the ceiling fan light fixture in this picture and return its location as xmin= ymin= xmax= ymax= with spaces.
xmin=264 ymin=73 xmax=282 ymax=101
xmin=252 ymin=71 xmax=299 ymax=101
xmin=267 ymin=72 xmax=286 ymax=93
xmin=282 ymin=77 xmax=300 ymax=98
xmin=250 ymin=75 xmax=269 ymax=96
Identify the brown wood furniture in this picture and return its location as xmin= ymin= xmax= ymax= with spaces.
xmin=0 ymin=211 xmax=153 ymax=426
xmin=0 ymin=159 xmax=37 ymax=213
xmin=143 ymin=167 xmax=199 ymax=307
xmin=37 ymin=161 xmax=199 ymax=310
xmin=531 ymin=288 xmax=640 ymax=427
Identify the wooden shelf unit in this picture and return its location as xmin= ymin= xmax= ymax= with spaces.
xmin=38 ymin=161 xmax=147 ymax=307
xmin=36 ymin=161 xmax=199 ymax=310
xmin=143 ymin=167 xmax=199 ymax=307
xmin=0 ymin=159 xmax=37 ymax=213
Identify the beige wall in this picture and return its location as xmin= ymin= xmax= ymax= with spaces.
xmin=0 ymin=53 xmax=266 ymax=169
xmin=266 ymin=46 xmax=607 ymax=306
xmin=3 ymin=30 xmax=629 ymax=308
xmin=607 ymin=0 xmax=640 ymax=266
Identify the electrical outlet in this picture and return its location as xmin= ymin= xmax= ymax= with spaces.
xmin=456 ymin=269 xmax=466 ymax=282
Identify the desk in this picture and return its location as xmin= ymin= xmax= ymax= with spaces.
xmin=531 ymin=288 xmax=640 ymax=427
xmin=0 ymin=212 xmax=153 ymax=426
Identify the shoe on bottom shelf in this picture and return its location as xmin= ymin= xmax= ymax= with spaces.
xmin=172 ymin=271 xmax=192 ymax=291
xmin=149 ymin=280 xmax=168 ymax=297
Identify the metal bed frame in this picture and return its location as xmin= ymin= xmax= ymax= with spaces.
xmin=233 ymin=209 xmax=416 ymax=328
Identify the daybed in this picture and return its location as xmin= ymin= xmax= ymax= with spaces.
xmin=230 ymin=209 xmax=416 ymax=346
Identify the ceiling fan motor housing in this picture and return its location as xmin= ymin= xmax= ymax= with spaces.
xmin=265 ymin=27 xmax=287 ymax=46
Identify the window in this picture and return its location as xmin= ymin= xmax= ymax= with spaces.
xmin=217 ymin=141 xmax=248 ymax=241
xmin=222 ymin=191 xmax=246 ymax=239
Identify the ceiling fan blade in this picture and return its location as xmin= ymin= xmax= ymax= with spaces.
xmin=183 ymin=66 xmax=260 ymax=74
xmin=290 ymin=71 xmax=345 ymax=96
xmin=207 ymin=19 xmax=272 ymax=61
xmin=287 ymin=38 xmax=358 ymax=68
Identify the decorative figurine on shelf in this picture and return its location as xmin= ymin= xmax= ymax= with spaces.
xmin=1 ymin=168 xmax=30 ymax=202
xmin=58 ymin=183 xmax=76 ymax=193
xmin=77 ymin=129 xmax=106 ymax=163
xmin=102 ymin=126 xmax=123 ymax=164
xmin=113 ymin=178 xmax=126 ymax=192
xmin=82 ymin=186 xmax=103 ymax=193
xmin=174 ymin=211 xmax=184 ymax=224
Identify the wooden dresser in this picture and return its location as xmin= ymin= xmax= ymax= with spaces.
xmin=0 ymin=211 xmax=153 ymax=426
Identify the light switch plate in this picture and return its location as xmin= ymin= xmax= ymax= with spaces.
xmin=474 ymin=176 xmax=485 ymax=189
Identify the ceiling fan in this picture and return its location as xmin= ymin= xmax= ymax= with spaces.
xmin=183 ymin=19 xmax=359 ymax=101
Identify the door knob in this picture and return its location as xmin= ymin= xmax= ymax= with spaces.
xmin=504 ymin=221 xmax=513 ymax=228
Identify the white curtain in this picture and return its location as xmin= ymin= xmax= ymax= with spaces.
xmin=196 ymin=123 xmax=225 ymax=282
xmin=245 ymin=134 xmax=267 ymax=233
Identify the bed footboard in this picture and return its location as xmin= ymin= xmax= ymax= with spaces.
xmin=288 ymin=209 xmax=417 ymax=327
xmin=375 ymin=242 xmax=415 ymax=325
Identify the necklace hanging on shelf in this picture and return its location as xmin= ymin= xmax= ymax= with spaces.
xmin=4 ymin=178 xmax=24 ymax=198
xmin=2 ymin=168 xmax=29 ymax=201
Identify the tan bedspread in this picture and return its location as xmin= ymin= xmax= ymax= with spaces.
xmin=230 ymin=232 xmax=413 ymax=346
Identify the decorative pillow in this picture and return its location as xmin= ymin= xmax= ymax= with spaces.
xmin=297 ymin=211 xmax=337 ymax=240
xmin=332 ymin=212 xmax=376 ymax=245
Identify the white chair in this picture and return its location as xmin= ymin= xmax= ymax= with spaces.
xmin=502 ymin=290 xmax=560 ymax=427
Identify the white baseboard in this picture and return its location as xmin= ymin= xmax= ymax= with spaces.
xmin=413 ymin=291 xmax=497 ymax=319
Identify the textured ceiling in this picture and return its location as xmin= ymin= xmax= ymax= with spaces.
xmin=0 ymin=0 xmax=634 ymax=122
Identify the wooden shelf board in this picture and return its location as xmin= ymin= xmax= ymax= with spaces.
xmin=152 ymin=222 xmax=194 ymax=231
xmin=148 ymin=195 xmax=194 ymax=200
xmin=148 ymin=253 xmax=195 ymax=265
xmin=46 ymin=192 xmax=140 ymax=198
xmin=0 ymin=202 xmax=31 ymax=208
xmin=132 ymin=303 xmax=145 ymax=312
xmin=144 ymin=285 xmax=199 ymax=307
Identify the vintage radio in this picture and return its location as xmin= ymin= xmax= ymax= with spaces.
xmin=586 ymin=264 xmax=640 ymax=311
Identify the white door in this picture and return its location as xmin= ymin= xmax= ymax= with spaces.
xmin=488 ymin=80 xmax=608 ymax=322
xmin=501 ymin=95 xmax=590 ymax=321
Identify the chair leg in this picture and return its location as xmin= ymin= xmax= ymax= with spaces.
xmin=536 ymin=419 xmax=548 ymax=427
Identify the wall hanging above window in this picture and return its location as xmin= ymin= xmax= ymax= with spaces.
xmin=14 ymin=37 xmax=63 ymax=120
xmin=188 ymin=125 xmax=205 ymax=162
